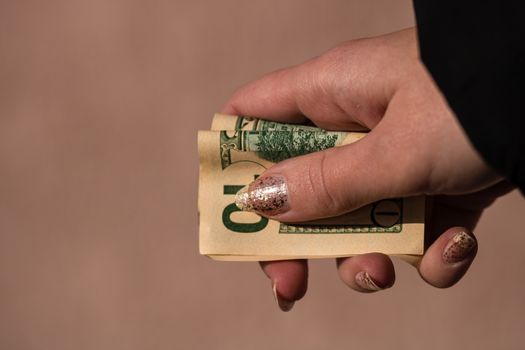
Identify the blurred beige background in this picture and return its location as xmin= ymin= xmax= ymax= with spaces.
xmin=1 ymin=1 xmax=523 ymax=349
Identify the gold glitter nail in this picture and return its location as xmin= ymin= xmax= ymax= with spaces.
xmin=355 ymin=271 xmax=383 ymax=291
xmin=235 ymin=175 xmax=289 ymax=215
xmin=442 ymin=231 xmax=476 ymax=264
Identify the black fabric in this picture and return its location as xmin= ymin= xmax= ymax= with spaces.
xmin=413 ymin=1 xmax=525 ymax=192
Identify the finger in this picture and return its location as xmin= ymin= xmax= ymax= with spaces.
xmin=418 ymin=227 xmax=477 ymax=288
xmin=235 ymin=127 xmax=421 ymax=222
xmin=222 ymin=66 xmax=309 ymax=123
xmin=260 ymin=260 xmax=308 ymax=312
xmin=336 ymin=253 xmax=395 ymax=293
xmin=221 ymin=57 xmax=370 ymax=131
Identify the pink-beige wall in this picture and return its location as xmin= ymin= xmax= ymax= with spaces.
xmin=0 ymin=1 xmax=523 ymax=349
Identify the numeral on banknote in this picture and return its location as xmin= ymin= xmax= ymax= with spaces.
xmin=371 ymin=199 xmax=402 ymax=227
xmin=222 ymin=185 xmax=269 ymax=233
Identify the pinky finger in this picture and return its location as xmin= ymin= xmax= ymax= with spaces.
xmin=418 ymin=227 xmax=478 ymax=288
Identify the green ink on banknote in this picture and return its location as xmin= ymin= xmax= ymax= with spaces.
xmin=220 ymin=130 xmax=345 ymax=168
xmin=222 ymin=184 xmax=269 ymax=233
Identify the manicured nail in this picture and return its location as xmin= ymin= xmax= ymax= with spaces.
xmin=272 ymin=282 xmax=295 ymax=312
xmin=354 ymin=271 xmax=383 ymax=291
xmin=235 ymin=175 xmax=289 ymax=216
xmin=443 ymin=231 xmax=476 ymax=264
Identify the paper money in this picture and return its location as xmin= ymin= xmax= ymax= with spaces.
xmin=198 ymin=114 xmax=425 ymax=262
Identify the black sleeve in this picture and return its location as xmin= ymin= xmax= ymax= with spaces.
xmin=413 ymin=1 xmax=525 ymax=192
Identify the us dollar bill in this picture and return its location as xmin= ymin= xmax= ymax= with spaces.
xmin=198 ymin=114 xmax=424 ymax=262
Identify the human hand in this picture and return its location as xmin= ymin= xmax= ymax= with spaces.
xmin=222 ymin=28 xmax=511 ymax=311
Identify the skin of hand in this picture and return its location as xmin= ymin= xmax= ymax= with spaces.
xmin=222 ymin=28 xmax=512 ymax=311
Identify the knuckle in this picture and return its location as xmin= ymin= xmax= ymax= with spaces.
xmin=305 ymin=151 xmax=345 ymax=216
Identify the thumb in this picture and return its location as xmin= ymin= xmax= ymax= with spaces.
xmin=235 ymin=129 xmax=424 ymax=222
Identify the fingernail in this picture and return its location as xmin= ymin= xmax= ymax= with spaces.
xmin=442 ymin=231 xmax=477 ymax=264
xmin=272 ymin=282 xmax=295 ymax=312
xmin=355 ymin=271 xmax=383 ymax=291
xmin=235 ymin=175 xmax=289 ymax=216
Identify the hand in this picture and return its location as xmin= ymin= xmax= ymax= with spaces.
xmin=222 ymin=28 xmax=510 ymax=311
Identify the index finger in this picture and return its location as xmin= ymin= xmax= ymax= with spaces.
xmin=222 ymin=66 xmax=309 ymax=124
xmin=221 ymin=54 xmax=363 ymax=130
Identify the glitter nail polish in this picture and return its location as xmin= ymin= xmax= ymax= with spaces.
xmin=235 ymin=175 xmax=289 ymax=216
xmin=442 ymin=231 xmax=476 ymax=264
xmin=355 ymin=271 xmax=383 ymax=291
